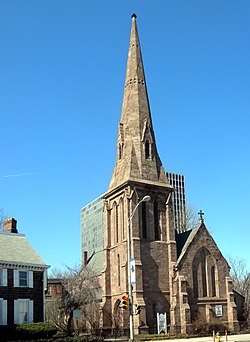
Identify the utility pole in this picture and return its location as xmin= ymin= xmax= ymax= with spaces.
xmin=127 ymin=195 xmax=151 ymax=341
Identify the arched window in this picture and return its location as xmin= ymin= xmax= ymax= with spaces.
xmin=193 ymin=248 xmax=216 ymax=299
xmin=120 ymin=198 xmax=124 ymax=240
xmin=145 ymin=140 xmax=150 ymax=159
xmin=193 ymin=267 xmax=198 ymax=299
xmin=211 ymin=265 xmax=216 ymax=297
xmin=116 ymin=204 xmax=119 ymax=243
xmin=201 ymin=249 xmax=207 ymax=297
xmin=142 ymin=201 xmax=147 ymax=238
xmin=154 ymin=200 xmax=160 ymax=240
xmin=118 ymin=254 xmax=121 ymax=286
xmin=113 ymin=202 xmax=119 ymax=244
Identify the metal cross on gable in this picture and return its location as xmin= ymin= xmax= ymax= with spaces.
xmin=198 ymin=210 xmax=204 ymax=222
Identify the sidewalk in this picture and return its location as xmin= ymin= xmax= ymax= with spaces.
xmin=105 ymin=334 xmax=250 ymax=342
xmin=160 ymin=333 xmax=250 ymax=342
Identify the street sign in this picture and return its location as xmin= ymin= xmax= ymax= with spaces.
xmin=215 ymin=305 xmax=223 ymax=317
xmin=73 ymin=309 xmax=81 ymax=319
xmin=157 ymin=312 xmax=167 ymax=334
xmin=130 ymin=258 xmax=136 ymax=284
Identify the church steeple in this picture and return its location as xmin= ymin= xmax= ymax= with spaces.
xmin=108 ymin=14 xmax=170 ymax=191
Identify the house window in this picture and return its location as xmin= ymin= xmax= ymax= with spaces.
xmin=0 ymin=269 xmax=7 ymax=286
xmin=19 ymin=300 xmax=29 ymax=324
xmin=0 ymin=299 xmax=7 ymax=325
xmin=46 ymin=285 xmax=51 ymax=296
xmin=14 ymin=299 xmax=33 ymax=324
xmin=19 ymin=271 xmax=28 ymax=287
xmin=14 ymin=270 xmax=33 ymax=288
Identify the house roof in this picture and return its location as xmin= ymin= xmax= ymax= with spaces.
xmin=0 ymin=231 xmax=49 ymax=269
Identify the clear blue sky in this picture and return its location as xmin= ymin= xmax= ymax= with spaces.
xmin=1 ymin=1 xmax=249 ymax=273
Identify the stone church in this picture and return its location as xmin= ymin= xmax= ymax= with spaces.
xmin=98 ymin=14 xmax=239 ymax=334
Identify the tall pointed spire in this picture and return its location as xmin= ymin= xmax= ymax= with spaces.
xmin=108 ymin=14 xmax=170 ymax=191
xmin=120 ymin=13 xmax=152 ymax=127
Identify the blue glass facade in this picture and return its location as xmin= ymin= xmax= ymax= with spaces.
xmin=81 ymin=195 xmax=104 ymax=275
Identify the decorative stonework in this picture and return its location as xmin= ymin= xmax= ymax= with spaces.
xmin=124 ymin=77 xmax=145 ymax=87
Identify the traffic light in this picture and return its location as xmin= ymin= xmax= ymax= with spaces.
xmin=121 ymin=295 xmax=129 ymax=310
xmin=135 ymin=304 xmax=141 ymax=315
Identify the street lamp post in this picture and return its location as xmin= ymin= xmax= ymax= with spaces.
xmin=127 ymin=195 xmax=151 ymax=341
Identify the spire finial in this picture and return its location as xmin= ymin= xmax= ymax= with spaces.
xmin=131 ymin=13 xmax=137 ymax=19
xmin=198 ymin=210 xmax=204 ymax=223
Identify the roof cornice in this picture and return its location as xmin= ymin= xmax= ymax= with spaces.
xmin=0 ymin=260 xmax=50 ymax=271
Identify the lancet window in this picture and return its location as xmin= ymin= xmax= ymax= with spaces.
xmin=142 ymin=201 xmax=147 ymax=238
xmin=145 ymin=140 xmax=150 ymax=159
xmin=118 ymin=254 xmax=121 ymax=286
xmin=192 ymin=248 xmax=217 ymax=298
xmin=154 ymin=200 xmax=160 ymax=240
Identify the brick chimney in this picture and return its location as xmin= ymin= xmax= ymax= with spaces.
xmin=83 ymin=251 xmax=88 ymax=266
xmin=3 ymin=218 xmax=18 ymax=234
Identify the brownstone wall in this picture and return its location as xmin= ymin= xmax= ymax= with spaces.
xmin=177 ymin=225 xmax=233 ymax=324
xmin=102 ymin=184 xmax=176 ymax=333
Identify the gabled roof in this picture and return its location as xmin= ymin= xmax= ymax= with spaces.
xmin=175 ymin=221 xmax=230 ymax=269
xmin=175 ymin=229 xmax=193 ymax=258
xmin=0 ymin=231 xmax=49 ymax=269
xmin=176 ymin=226 xmax=199 ymax=264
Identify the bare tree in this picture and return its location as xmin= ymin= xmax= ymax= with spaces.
xmin=46 ymin=265 xmax=101 ymax=335
xmin=48 ymin=267 xmax=65 ymax=278
xmin=0 ymin=209 xmax=7 ymax=230
xmin=178 ymin=203 xmax=199 ymax=233
xmin=229 ymin=256 xmax=250 ymax=322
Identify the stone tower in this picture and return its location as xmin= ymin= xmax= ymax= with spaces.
xmin=101 ymin=14 xmax=176 ymax=334
xmin=100 ymin=14 xmax=240 ymax=335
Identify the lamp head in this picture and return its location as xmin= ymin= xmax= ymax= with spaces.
xmin=142 ymin=195 xmax=151 ymax=202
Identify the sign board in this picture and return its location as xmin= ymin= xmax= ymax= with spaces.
xmin=130 ymin=258 xmax=136 ymax=284
xmin=73 ymin=309 xmax=81 ymax=319
xmin=215 ymin=305 xmax=223 ymax=317
xmin=157 ymin=312 xmax=167 ymax=334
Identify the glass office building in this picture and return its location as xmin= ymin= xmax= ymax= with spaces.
xmin=81 ymin=195 xmax=105 ymax=275
xmin=166 ymin=172 xmax=187 ymax=233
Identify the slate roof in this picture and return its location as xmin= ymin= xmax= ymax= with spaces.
xmin=0 ymin=231 xmax=49 ymax=269
xmin=175 ymin=229 xmax=193 ymax=258
xmin=176 ymin=225 xmax=201 ymax=265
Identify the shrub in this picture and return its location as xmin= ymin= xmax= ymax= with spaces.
xmin=15 ymin=322 xmax=57 ymax=340
xmin=34 ymin=336 xmax=104 ymax=342
xmin=192 ymin=316 xmax=228 ymax=336
xmin=208 ymin=318 xmax=228 ymax=335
